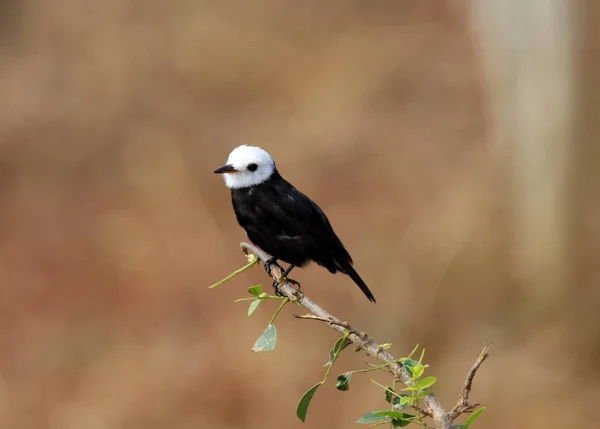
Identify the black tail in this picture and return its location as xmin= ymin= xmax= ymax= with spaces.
xmin=342 ymin=263 xmax=376 ymax=303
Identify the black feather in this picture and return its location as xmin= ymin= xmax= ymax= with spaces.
xmin=231 ymin=170 xmax=376 ymax=302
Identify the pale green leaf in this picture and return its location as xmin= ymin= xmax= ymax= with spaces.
xmin=356 ymin=412 xmax=390 ymax=424
xmin=465 ymin=407 xmax=485 ymax=428
xmin=357 ymin=411 xmax=415 ymax=427
xmin=248 ymin=299 xmax=261 ymax=316
xmin=251 ymin=324 xmax=277 ymax=352
xmin=404 ymin=376 xmax=437 ymax=391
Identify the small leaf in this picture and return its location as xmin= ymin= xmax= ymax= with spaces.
xmin=356 ymin=412 xmax=390 ymax=424
xmin=413 ymin=375 xmax=437 ymax=390
xmin=412 ymin=363 xmax=425 ymax=379
xmin=414 ymin=389 xmax=433 ymax=400
xmin=375 ymin=411 xmax=415 ymax=428
xmin=357 ymin=411 xmax=415 ymax=427
xmin=399 ymin=395 xmax=414 ymax=407
xmin=391 ymin=415 xmax=416 ymax=428
xmin=384 ymin=387 xmax=412 ymax=409
xmin=248 ymin=285 xmax=262 ymax=296
xmin=402 ymin=359 xmax=419 ymax=377
xmin=384 ymin=387 xmax=396 ymax=404
xmin=404 ymin=376 xmax=437 ymax=391
xmin=336 ymin=373 xmax=352 ymax=391
xmin=248 ymin=299 xmax=261 ymax=316
xmin=324 ymin=336 xmax=351 ymax=366
xmin=332 ymin=336 xmax=351 ymax=355
xmin=464 ymin=407 xmax=486 ymax=428
xmin=380 ymin=343 xmax=392 ymax=350
xmin=296 ymin=383 xmax=321 ymax=422
xmin=251 ymin=324 xmax=277 ymax=352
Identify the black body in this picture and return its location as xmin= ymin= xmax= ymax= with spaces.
xmin=231 ymin=170 xmax=376 ymax=302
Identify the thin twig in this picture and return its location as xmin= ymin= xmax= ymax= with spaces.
xmin=449 ymin=345 xmax=491 ymax=420
xmin=292 ymin=314 xmax=364 ymax=337
xmin=241 ymin=242 xmax=454 ymax=429
xmin=293 ymin=314 xmax=334 ymax=323
xmin=209 ymin=254 xmax=259 ymax=289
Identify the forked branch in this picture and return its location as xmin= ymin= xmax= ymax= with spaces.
xmin=449 ymin=346 xmax=491 ymax=420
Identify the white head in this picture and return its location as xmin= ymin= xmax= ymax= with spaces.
xmin=213 ymin=145 xmax=276 ymax=189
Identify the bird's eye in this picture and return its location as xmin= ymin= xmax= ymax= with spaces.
xmin=247 ymin=163 xmax=258 ymax=172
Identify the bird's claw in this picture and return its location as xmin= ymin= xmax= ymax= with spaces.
xmin=272 ymin=280 xmax=285 ymax=297
xmin=286 ymin=277 xmax=301 ymax=289
xmin=264 ymin=258 xmax=301 ymax=296
xmin=264 ymin=257 xmax=281 ymax=277
xmin=272 ymin=276 xmax=301 ymax=296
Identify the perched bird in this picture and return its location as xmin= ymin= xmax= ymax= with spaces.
xmin=214 ymin=145 xmax=376 ymax=302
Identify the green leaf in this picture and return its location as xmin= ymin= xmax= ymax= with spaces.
xmin=464 ymin=407 xmax=486 ymax=428
xmin=357 ymin=411 xmax=415 ymax=427
xmin=411 ymin=364 xmax=425 ymax=379
xmin=380 ymin=343 xmax=392 ymax=350
xmin=391 ymin=416 xmax=416 ymax=427
xmin=251 ymin=324 xmax=277 ymax=352
xmin=333 ymin=336 xmax=351 ymax=354
xmin=413 ymin=375 xmax=437 ymax=390
xmin=335 ymin=373 xmax=352 ymax=391
xmin=324 ymin=336 xmax=351 ymax=366
xmin=384 ymin=387 xmax=412 ymax=409
xmin=399 ymin=395 xmax=414 ymax=407
xmin=384 ymin=386 xmax=397 ymax=404
xmin=356 ymin=412 xmax=390 ymax=424
xmin=375 ymin=411 xmax=415 ymax=428
xmin=248 ymin=299 xmax=261 ymax=316
xmin=296 ymin=383 xmax=321 ymax=422
xmin=248 ymin=285 xmax=262 ymax=296
xmin=414 ymin=389 xmax=433 ymax=400
xmin=404 ymin=376 xmax=437 ymax=391
xmin=402 ymin=359 xmax=419 ymax=377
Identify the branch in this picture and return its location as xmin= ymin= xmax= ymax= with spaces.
xmin=240 ymin=242 xmax=488 ymax=429
xmin=449 ymin=346 xmax=491 ymax=420
xmin=292 ymin=314 xmax=363 ymax=337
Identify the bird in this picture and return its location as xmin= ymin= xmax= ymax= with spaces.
xmin=214 ymin=145 xmax=376 ymax=302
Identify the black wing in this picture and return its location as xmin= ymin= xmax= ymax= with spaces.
xmin=232 ymin=174 xmax=376 ymax=302
xmin=232 ymin=175 xmax=347 ymax=269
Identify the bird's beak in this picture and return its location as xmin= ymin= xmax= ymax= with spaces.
xmin=213 ymin=164 xmax=237 ymax=174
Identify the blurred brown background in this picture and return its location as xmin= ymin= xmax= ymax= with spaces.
xmin=1 ymin=1 xmax=599 ymax=428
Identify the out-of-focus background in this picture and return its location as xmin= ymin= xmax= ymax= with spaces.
xmin=1 ymin=1 xmax=599 ymax=428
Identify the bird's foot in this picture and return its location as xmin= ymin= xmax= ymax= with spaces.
xmin=272 ymin=280 xmax=285 ymax=297
xmin=264 ymin=257 xmax=281 ymax=276
xmin=272 ymin=276 xmax=301 ymax=295
xmin=286 ymin=277 xmax=301 ymax=290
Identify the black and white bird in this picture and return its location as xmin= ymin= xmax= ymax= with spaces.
xmin=214 ymin=145 xmax=376 ymax=302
